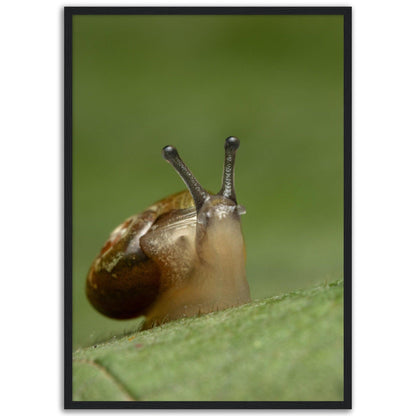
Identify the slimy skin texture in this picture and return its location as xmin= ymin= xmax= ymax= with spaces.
xmin=141 ymin=195 xmax=250 ymax=329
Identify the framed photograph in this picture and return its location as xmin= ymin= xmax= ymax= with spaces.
xmin=65 ymin=7 xmax=351 ymax=409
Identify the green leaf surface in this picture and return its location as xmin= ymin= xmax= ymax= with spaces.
xmin=73 ymin=280 xmax=343 ymax=402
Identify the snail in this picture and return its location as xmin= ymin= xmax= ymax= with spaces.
xmin=86 ymin=136 xmax=251 ymax=329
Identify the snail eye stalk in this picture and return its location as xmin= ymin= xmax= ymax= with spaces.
xmin=162 ymin=145 xmax=209 ymax=211
xmin=219 ymin=136 xmax=240 ymax=203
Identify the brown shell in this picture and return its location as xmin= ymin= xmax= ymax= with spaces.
xmin=86 ymin=190 xmax=195 ymax=319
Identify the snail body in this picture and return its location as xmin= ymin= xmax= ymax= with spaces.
xmin=86 ymin=137 xmax=251 ymax=329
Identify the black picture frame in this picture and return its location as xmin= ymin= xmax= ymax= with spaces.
xmin=65 ymin=6 xmax=351 ymax=409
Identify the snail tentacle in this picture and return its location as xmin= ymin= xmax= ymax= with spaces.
xmin=218 ymin=136 xmax=239 ymax=203
xmin=162 ymin=145 xmax=208 ymax=211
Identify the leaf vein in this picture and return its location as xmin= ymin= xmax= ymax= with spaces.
xmin=74 ymin=358 xmax=136 ymax=401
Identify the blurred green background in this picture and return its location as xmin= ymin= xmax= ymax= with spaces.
xmin=73 ymin=14 xmax=343 ymax=348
